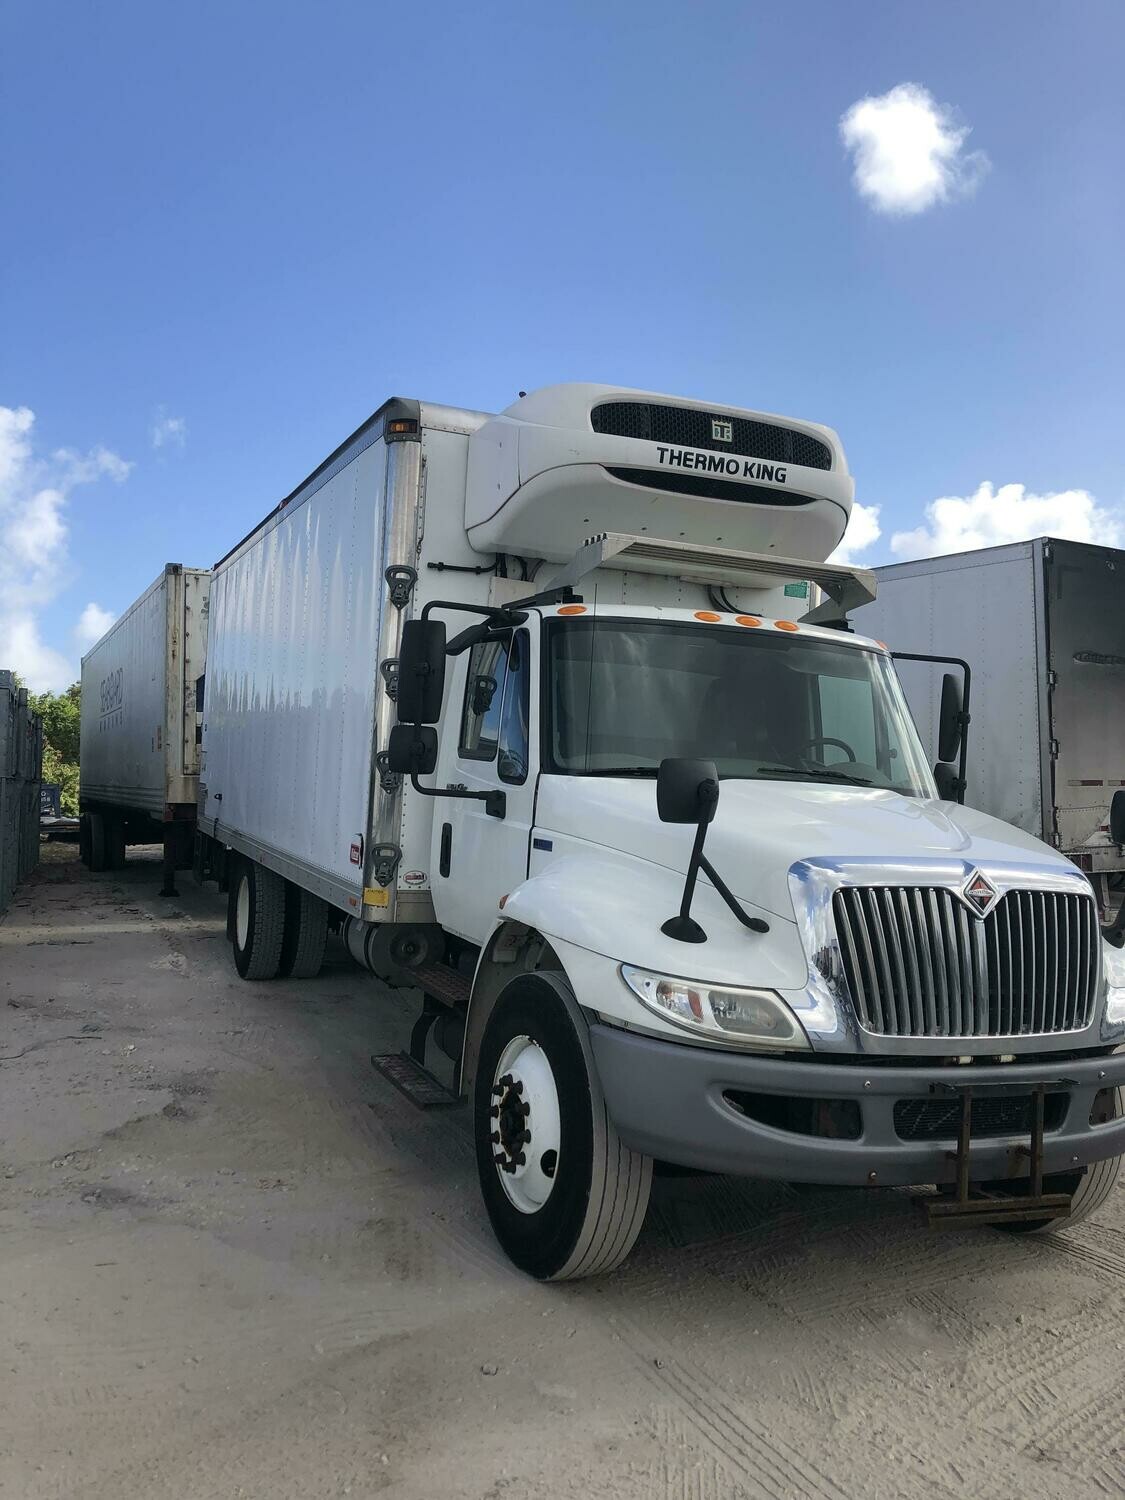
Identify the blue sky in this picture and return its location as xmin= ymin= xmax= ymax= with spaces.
xmin=2 ymin=0 xmax=1123 ymax=690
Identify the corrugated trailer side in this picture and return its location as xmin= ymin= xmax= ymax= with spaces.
xmin=79 ymin=563 xmax=210 ymax=886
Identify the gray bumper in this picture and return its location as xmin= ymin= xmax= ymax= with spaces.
xmin=589 ymin=1024 xmax=1125 ymax=1187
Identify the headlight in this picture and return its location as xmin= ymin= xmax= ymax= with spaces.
xmin=1105 ymin=937 xmax=1125 ymax=1025
xmin=620 ymin=965 xmax=809 ymax=1049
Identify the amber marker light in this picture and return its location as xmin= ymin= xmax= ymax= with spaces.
xmin=557 ymin=604 xmax=587 ymax=615
xmin=735 ymin=615 xmax=762 ymax=628
xmin=775 ymin=621 xmax=799 ymax=632
xmin=694 ymin=610 xmax=722 ymax=622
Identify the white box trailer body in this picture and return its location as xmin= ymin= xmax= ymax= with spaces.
xmin=197 ymin=386 xmax=1125 ymax=1280
xmin=79 ymin=564 xmax=209 ymax=881
xmin=861 ymin=539 xmax=1125 ymax=887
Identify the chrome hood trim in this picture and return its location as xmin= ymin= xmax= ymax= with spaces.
xmin=786 ymin=856 xmax=1118 ymax=1057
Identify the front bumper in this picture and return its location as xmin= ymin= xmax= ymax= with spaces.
xmin=589 ymin=1024 xmax=1125 ymax=1187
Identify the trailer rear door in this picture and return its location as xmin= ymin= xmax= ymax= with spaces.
xmin=1045 ymin=540 xmax=1125 ymax=870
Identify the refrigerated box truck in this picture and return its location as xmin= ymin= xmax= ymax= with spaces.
xmin=196 ymin=385 xmax=1125 ymax=1279
xmin=80 ymin=564 xmax=209 ymax=894
xmin=861 ymin=540 xmax=1125 ymax=916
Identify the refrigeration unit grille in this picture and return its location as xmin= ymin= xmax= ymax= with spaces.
xmin=590 ymin=402 xmax=833 ymax=471
xmin=833 ymin=886 xmax=1100 ymax=1039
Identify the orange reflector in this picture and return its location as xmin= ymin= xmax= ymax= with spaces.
xmin=694 ymin=610 xmax=722 ymax=622
xmin=386 ymin=418 xmax=418 ymax=435
xmin=557 ymin=604 xmax=587 ymax=615
xmin=735 ymin=615 xmax=762 ymax=628
xmin=876 ymin=640 xmax=888 ymax=650
xmin=775 ymin=620 xmax=799 ymax=632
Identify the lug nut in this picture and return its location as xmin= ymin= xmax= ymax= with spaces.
xmin=491 ymin=1132 xmax=500 ymax=1144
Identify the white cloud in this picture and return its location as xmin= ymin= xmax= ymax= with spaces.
xmin=0 ymin=405 xmax=132 ymax=693
xmin=839 ymin=82 xmax=989 ymax=215
xmin=829 ymin=501 xmax=882 ymax=565
xmin=890 ymin=481 xmax=1124 ymax=561
xmin=151 ymin=409 xmax=187 ymax=450
xmin=74 ymin=602 xmax=116 ymax=651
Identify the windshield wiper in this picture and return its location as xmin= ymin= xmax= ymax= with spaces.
xmin=756 ymin=766 xmax=874 ymax=786
xmin=584 ymin=766 xmax=658 ymax=777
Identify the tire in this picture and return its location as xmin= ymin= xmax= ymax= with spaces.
xmin=107 ymin=817 xmax=127 ymax=871
xmin=474 ymin=973 xmax=652 ymax=1281
xmin=87 ymin=812 xmax=108 ymax=873
xmin=78 ymin=814 xmax=91 ymax=867
xmin=991 ymin=1088 xmax=1124 ymax=1234
xmin=231 ymin=860 xmax=286 ymax=980
xmin=279 ymin=884 xmax=328 ymax=979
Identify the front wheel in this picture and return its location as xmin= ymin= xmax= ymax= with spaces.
xmin=474 ymin=974 xmax=652 ymax=1280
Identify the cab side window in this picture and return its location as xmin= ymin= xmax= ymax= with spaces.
xmin=458 ymin=631 xmax=531 ymax=784
xmin=459 ymin=637 xmax=509 ymax=761
xmin=497 ymin=631 xmax=530 ymax=785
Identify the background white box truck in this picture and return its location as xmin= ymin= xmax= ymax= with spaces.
xmin=196 ymin=385 xmax=1125 ymax=1278
xmin=79 ymin=564 xmax=209 ymax=895
xmin=861 ymin=538 xmax=1125 ymax=918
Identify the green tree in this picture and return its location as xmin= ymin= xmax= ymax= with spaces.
xmin=29 ymin=682 xmax=81 ymax=816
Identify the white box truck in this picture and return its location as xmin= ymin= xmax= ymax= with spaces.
xmin=861 ymin=539 xmax=1125 ymax=919
xmin=79 ymin=564 xmax=209 ymax=895
xmin=196 ymin=385 xmax=1125 ymax=1279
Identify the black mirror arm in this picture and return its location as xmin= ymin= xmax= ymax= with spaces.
xmin=409 ymin=771 xmax=506 ymax=820
xmin=662 ymin=819 xmax=770 ymax=943
xmin=697 ymin=853 xmax=770 ymax=934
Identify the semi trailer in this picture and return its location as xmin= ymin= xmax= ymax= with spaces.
xmin=194 ymin=384 xmax=1125 ymax=1279
xmin=79 ymin=564 xmax=209 ymax=895
xmin=862 ymin=539 xmax=1125 ymax=918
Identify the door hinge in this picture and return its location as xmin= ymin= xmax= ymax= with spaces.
xmin=1046 ymin=668 xmax=1058 ymax=689
xmin=385 ymin=565 xmax=417 ymax=610
xmin=379 ymin=657 xmax=399 ymax=701
xmin=371 ymin=843 xmax=402 ymax=887
xmin=374 ymin=751 xmax=401 ymax=795
xmin=1049 ymin=738 xmax=1060 ymax=759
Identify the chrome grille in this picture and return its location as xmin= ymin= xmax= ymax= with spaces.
xmin=833 ymin=886 xmax=1100 ymax=1039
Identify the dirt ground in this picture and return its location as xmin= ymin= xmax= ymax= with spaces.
xmin=1 ymin=845 xmax=1124 ymax=1500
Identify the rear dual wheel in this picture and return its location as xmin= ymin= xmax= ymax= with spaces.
xmin=231 ymin=860 xmax=327 ymax=981
xmin=474 ymin=974 xmax=652 ymax=1280
xmin=84 ymin=812 xmax=125 ymax=872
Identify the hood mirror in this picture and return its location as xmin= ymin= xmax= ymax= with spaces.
xmin=657 ymin=758 xmax=768 ymax=944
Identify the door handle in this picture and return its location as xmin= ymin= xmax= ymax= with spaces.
xmin=439 ymin=822 xmax=452 ymax=878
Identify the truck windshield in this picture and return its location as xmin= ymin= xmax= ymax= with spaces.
xmin=545 ymin=617 xmax=936 ymax=798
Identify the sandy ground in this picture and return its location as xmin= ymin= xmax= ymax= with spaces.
xmin=1 ymin=845 xmax=1124 ymax=1500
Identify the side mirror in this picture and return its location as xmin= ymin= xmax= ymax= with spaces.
xmin=938 ymin=673 xmax=963 ymax=763
xmin=933 ymin=762 xmax=959 ymax=801
xmin=1111 ymin=789 xmax=1125 ymax=847
xmin=397 ymin=620 xmax=446 ymax=724
xmin=657 ymin=758 xmax=720 ymax=826
xmin=386 ymin=723 xmax=438 ymax=776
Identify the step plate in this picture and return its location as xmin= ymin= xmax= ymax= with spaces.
xmin=408 ymin=961 xmax=472 ymax=1010
xmin=371 ymin=1052 xmax=461 ymax=1110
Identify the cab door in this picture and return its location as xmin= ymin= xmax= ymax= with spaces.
xmin=430 ymin=624 xmax=538 ymax=944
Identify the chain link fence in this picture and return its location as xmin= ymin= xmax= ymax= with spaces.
xmin=0 ymin=670 xmax=42 ymax=913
